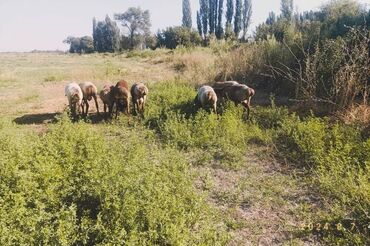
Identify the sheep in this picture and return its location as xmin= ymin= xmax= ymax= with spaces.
xmin=99 ymin=84 xmax=114 ymax=116
xmin=195 ymin=85 xmax=218 ymax=113
xmin=217 ymin=83 xmax=255 ymax=118
xmin=113 ymin=80 xmax=131 ymax=118
xmin=131 ymin=82 xmax=148 ymax=116
xmin=65 ymin=82 xmax=83 ymax=116
xmin=79 ymin=82 xmax=100 ymax=116
xmin=212 ymin=81 xmax=240 ymax=99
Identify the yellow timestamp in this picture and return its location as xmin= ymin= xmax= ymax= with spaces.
xmin=298 ymin=222 xmax=370 ymax=233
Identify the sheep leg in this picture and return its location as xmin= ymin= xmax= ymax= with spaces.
xmin=126 ymin=99 xmax=130 ymax=115
xmin=81 ymin=101 xmax=85 ymax=116
xmin=103 ymin=103 xmax=107 ymax=114
xmin=108 ymin=103 xmax=114 ymax=118
xmin=132 ymin=97 xmax=137 ymax=116
xmin=93 ymin=95 xmax=100 ymax=115
xmin=85 ymin=101 xmax=89 ymax=117
xmin=241 ymin=100 xmax=250 ymax=119
xmin=115 ymin=100 xmax=119 ymax=119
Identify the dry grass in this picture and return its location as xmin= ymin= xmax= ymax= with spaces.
xmin=170 ymin=48 xmax=218 ymax=86
xmin=0 ymin=52 xmax=175 ymax=118
xmin=338 ymin=104 xmax=370 ymax=127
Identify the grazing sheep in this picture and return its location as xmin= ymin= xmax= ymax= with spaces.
xmin=212 ymin=81 xmax=240 ymax=98
xmin=113 ymin=80 xmax=131 ymax=118
xmin=131 ymin=82 xmax=148 ymax=116
xmin=219 ymin=83 xmax=255 ymax=118
xmin=79 ymin=82 xmax=100 ymax=116
xmin=65 ymin=82 xmax=83 ymax=116
xmin=99 ymin=84 xmax=114 ymax=116
xmin=195 ymin=85 xmax=218 ymax=113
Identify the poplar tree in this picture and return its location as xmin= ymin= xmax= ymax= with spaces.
xmin=197 ymin=11 xmax=203 ymax=36
xmin=216 ymin=0 xmax=224 ymax=38
xmin=242 ymin=0 xmax=252 ymax=40
xmin=200 ymin=0 xmax=209 ymax=36
xmin=281 ymin=0 xmax=293 ymax=21
xmin=182 ymin=0 xmax=192 ymax=28
xmin=209 ymin=0 xmax=215 ymax=34
xmin=234 ymin=0 xmax=242 ymax=37
xmin=225 ymin=0 xmax=234 ymax=37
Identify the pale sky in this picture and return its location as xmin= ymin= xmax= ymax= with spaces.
xmin=0 ymin=0 xmax=369 ymax=52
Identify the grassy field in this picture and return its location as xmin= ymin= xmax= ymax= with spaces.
xmin=0 ymin=50 xmax=368 ymax=245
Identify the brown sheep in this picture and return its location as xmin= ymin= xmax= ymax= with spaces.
xmin=131 ymin=82 xmax=148 ymax=116
xmin=220 ymin=83 xmax=255 ymax=118
xmin=212 ymin=81 xmax=240 ymax=98
xmin=113 ymin=80 xmax=131 ymax=118
xmin=79 ymin=82 xmax=100 ymax=116
xmin=195 ymin=85 xmax=218 ymax=113
xmin=99 ymin=84 xmax=114 ymax=116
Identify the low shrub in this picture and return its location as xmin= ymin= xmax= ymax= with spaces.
xmin=276 ymin=115 xmax=370 ymax=244
xmin=0 ymin=116 xmax=229 ymax=245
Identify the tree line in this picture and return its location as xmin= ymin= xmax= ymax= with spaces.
xmin=64 ymin=7 xmax=153 ymax=53
xmin=65 ymin=0 xmax=255 ymax=53
xmin=64 ymin=0 xmax=369 ymax=53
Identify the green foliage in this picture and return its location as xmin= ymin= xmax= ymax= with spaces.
xmin=280 ymin=0 xmax=294 ymax=21
xmin=0 ymin=116 xmax=229 ymax=245
xmin=233 ymin=0 xmax=242 ymax=37
xmin=64 ymin=36 xmax=94 ymax=54
xmin=226 ymin=0 xmax=234 ymax=26
xmin=114 ymin=7 xmax=151 ymax=50
xmin=242 ymin=0 xmax=252 ymax=40
xmin=156 ymin=26 xmax=202 ymax=49
xmin=182 ymin=0 xmax=193 ymax=28
xmin=200 ymin=0 xmax=209 ymax=36
xmin=274 ymin=115 xmax=370 ymax=244
xmin=93 ymin=16 xmax=121 ymax=53
xmin=145 ymin=81 xmax=270 ymax=168
xmin=196 ymin=11 xmax=203 ymax=36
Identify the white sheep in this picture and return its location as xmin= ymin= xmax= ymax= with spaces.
xmin=65 ymin=82 xmax=83 ymax=116
xmin=131 ymin=82 xmax=148 ymax=116
xmin=196 ymin=85 xmax=218 ymax=113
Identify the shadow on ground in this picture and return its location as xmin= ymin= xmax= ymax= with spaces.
xmin=14 ymin=113 xmax=62 ymax=125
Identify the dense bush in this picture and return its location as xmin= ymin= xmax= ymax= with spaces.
xmin=272 ymin=114 xmax=370 ymax=244
xmin=0 ymin=117 xmax=229 ymax=245
xmin=156 ymin=27 xmax=202 ymax=49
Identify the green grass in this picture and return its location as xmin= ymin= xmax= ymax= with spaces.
xmin=0 ymin=51 xmax=368 ymax=245
xmin=0 ymin=115 xmax=229 ymax=245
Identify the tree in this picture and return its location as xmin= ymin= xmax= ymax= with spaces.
xmin=242 ymin=0 xmax=252 ymax=40
xmin=200 ymin=0 xmax=209 ymax=37
xmin=104 ymin=15 xmax=121 ymax=52
xmin=93 ymin=15 xmax=121 ymax=52
xmin=209 ymin=0 xmax=216 ymax=34
xmin=182 ymin=0 xmax=192 ymax=28
xmin=64 ymin=36 xmax=94 ymax=54
xmin=234 ymin=0 xmax=242 ymax=37
xmin=64 ymin=36 xmax=81 ymax=53
xmin=92 ymin=17 xmax=97 ymax=50
xmin=281 ymin=0 xmax=293 ymax=21
xmin=156 ymin=26 xmax=202 ymax=49
xmin=216 ymin=0 xmax=224 ymax=38
xmin=225 ymin=0 xmax=234 ymax=38
xmin=266 ymin=11 xmax=276 ymax=25
xmin=197 ymin=11 xmax=203 ymax=36
xmin=115 ymin=7 xmax=151 ymax=49
xmin=226 ymin=0 xmax=234 ymax=25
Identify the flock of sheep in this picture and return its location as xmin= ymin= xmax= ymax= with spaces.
xmin=64 ymin=80 xmax=255 ymax=119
